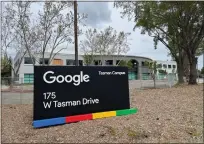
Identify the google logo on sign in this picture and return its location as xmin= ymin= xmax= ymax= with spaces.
xmin=43 ymin=71 xmax=90 ymax=86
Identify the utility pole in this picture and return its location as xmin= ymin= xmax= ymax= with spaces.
xmin=74 ymin=0 xmax=78 ymax=66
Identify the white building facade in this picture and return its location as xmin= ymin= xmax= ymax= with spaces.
xmin=13 ymin=52 xmax=153 ymax=83
xmin=155 ymin=60 xmax=177 ymax=74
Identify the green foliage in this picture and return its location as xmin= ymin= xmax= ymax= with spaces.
xmin=114 ymin=1 xmax=204 ymax=84
xmin=201 ymin=67 xmax=204 ymax=75
xmin=158 ymin=69 xmax=167 ymax=74
xmin=127 ymin=60 xmax=133 ymax=69
xmin=118 ymin=60 xmax=127 ymax=66
xmin=1 ymin=56 xmax=12 ymax=77
xmin=118 ymin=60 xmax=133 ymax=69
xmin=83 ymin=55 xmax=93 ymax=66
xmin=144 ymin=61 xmax=157 ymax=70
xmin=196 ymin=40 xmax=204 ymax=56
xmin=145 ymin=60 xmax=157 ymax=88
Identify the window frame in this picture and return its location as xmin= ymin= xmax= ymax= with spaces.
xmin=39 ymin=58 xmax=49 ymax=65
xmin=157 ymin=63 xmax=162 ymax=68
xmin=24 ymin=57 xmax=35 ymax=64
xmin=66 ymin=59 xmax=75 ymax=65
xmin=163 ymin=64 xmax=167 ymax=69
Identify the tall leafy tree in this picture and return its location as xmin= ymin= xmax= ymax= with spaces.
xmin=114 ymin=1 xmax=204 ymax=85
xmin=201 ymin=67 xmax=204 ymax=75
xmin=178 ymin=2 xmax=204 ymax=84
xmin=196 ymin=39 xmax=204 ymax=56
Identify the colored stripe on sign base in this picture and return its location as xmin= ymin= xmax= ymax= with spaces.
xmin=33 ymin=108 xmax=138 ymax=128
xmin=66 ymin=114 xmax=93 ymax=123
xmin=33 ymin=117 xmax=66 ymax=128
xmin=116 ymin=108 xmax=138 ymax=116
xmin=92 ymin=111 xmax=116 ymax=119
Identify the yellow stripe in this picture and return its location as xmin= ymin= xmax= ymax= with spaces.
xmin=92 ymin=111 xmax=116 ymax=119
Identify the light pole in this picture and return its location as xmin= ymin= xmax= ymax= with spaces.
xmin=74 ymin=0 xmax=78 ymax=66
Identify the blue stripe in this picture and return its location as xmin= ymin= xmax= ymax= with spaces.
xmin=33 ymin=117 xmax=66 ymax=128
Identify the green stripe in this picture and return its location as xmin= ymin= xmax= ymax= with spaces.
xmin=116 ymin=108 xmax=138 ymax=116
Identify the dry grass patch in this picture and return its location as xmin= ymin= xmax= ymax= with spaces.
xmin=103 ymin=125 xmax=117 ymax=136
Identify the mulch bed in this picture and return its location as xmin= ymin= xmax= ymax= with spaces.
xmin=1 ymin=85 xmax=203 ymax=143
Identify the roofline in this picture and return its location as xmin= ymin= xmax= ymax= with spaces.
xmin=91 ymin=54 xmax=153 ymax=60
xmin=42 ymin=52 xmax=153 ymax=61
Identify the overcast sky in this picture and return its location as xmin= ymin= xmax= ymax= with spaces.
xmin=77 ymin=2 xmax=203 ymax=69
xmin=3 ymin=1 xmax=203 ymax=69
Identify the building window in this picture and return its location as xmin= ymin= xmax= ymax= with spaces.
xmin=39 ymin=58 xmax=49 ymax=65
xmin=24 ymin=57 xmax=35 ymax=64
xmin=66 ymin=60 xmax=83 ymax=66
xmin=168 ymin=65 xmax=172 ymax=68
xmin=79 ymin=60 xmax=83 ymax=66
xmin=163 ymin=64 xmax=167 ymax=68
xmin=142 ymin=61 xmax=145 ymax=66
xmin=116 ymin=60 xmax=120 ymax=65
xmin=24 ymin=73 xmax=34 ymax=84
xmin=94 ymin=60 xmax=102 ymax=65
xmin=66 ymin=59 xmax=75 ymax=65
xmin=173 ymin=65 xmax=176 ymax=68
xmin=157 ymin=63 xmax=162 ymax=68
xmin=52 ymin=59 xmax=63 ymax=65
xmin=105 ymin=60 xmax=113 ymax=65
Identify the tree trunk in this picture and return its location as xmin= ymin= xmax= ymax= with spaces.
xmin=188 ymin=57 xmax=197 ymax=85
xmin=42 ymin=54 xmax=45 ymax=66
xmin=153 ymin=77 xmax=156 ymax=88
xmin=177 ymin=62 xmax=184 ymax=83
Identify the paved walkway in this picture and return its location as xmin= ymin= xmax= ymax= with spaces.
xmin=2 ymin=92 xmax=33 ymax=104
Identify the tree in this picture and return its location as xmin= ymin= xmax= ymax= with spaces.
xmin=144 ymin=61 xmax=157 ymax=88
xmin=37 ymin=2 xmax=86 ymax=65
xmin=196 ymin=39 xmax=204 ymax=56
xmin=118 ymin=60 xmax=133 ymax=69
xmin=97 ymin=26 xmax=131 ymax=65
xmin=83 ymin=55 xmax=94 ymax=66
xmin=1 ymin=2 xmax=30 ymax=77
xmin=127 ymin=60 xmax=133 ymax=69
xmin=177 ymin=2 xmax=204 ymax=84
xmin=114 ymin=2 xmax=185 ymax=84
xmin=114 ymin=1 xmax=204 ymax=85
xmin=80 ymin=26 xmax=131 ymax=65
xmin=4 ymin=2 xmax=87 ymax=67
xmin=80 ymin=29 xmax=98 ymax=65
xmin=201 ymin=67 xmax=204 ymax=75
xmin=1 ymin=55 xmax=12 ymax=77
xmin=158 ymin=69 xmax=167 ymax=74
xmin=1 ymin=55 xmax=12 ymax=86
xmin=5 ymin=1 xmax=41 ymax=66
xmin=36 ymin=1 xmax=87 ymax=65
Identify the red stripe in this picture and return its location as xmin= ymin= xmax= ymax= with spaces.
xmin=66 ymin=114 xmax=93 ymax=123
